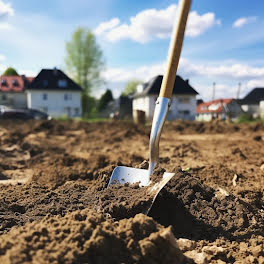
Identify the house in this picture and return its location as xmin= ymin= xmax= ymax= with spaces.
xmin=238 ymin=88 xmax=264 ymax=118
xmin=0 ymin=68 xmax=83 ymax=118
xmin=27 ymin=69 xmax=82 ymax=117
xmin=260 ymin=100 xmax=264 ymax=119
xmin=132 ymin=75 xmax=199 ymax=121
xmin=0 ymin=75 xmax=33 ymax=108
xmin=196 ymin=98 xmax=243 ymax=121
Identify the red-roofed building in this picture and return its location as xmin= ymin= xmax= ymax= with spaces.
xmin=196 ymin=98 xmax=243 ymax=121
xmin=0 ymin=68 xmax=83 ymax=117
xmin=0 ymin=75 xmax=33 ymax=108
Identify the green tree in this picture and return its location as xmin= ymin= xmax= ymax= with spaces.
xmin=2 ymin=67 xmax=19 ymax=76
xmin=82 ymin=94 xmax=97 ymax=118
xmin=65 ymin=27 xmax=104 ymax=116
xmin=65 ymin=27 xmax=104 ymax=94
xmin=122 ymin=79 xmax=142 ymax=96
xmin=98 ymin=89 xmax=113 ymax=111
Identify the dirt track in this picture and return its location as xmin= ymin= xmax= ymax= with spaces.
xmin=0 ymin=119 xmax=264 ymax=263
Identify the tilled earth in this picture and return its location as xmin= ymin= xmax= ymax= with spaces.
xmin=0 ymin=119 xmax=264 ymax=263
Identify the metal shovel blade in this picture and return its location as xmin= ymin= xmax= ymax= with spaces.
xmin=107 ymin=166 xmax=175 ymax=214
xmin=107 ymin=97 xmax=173 ymax=214
xmin=107 ymin=166 xmax=150 ymax=187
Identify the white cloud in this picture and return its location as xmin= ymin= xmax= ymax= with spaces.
xmin=0 ymin=54 xmax=5 ymax=61
xmin=232 ymin=16 xmax=257 ymax=28
xmin=0 ymin=22 xmax=12 ymax=30
xmin=0 ymin=0 xmax=14 ymax=20
xmin=187 ymin=11 xmax=220 ymax=37
xmin=104 ymin=59 xmax=264 ymax=83
xmin=18 ymin=69 xmax=38 ymax=77
xmin=0 ymin=0 xmax=14 ymax=31
xmin=246 ymin=79 xmax=264 ymax=89
xmin=95 ymin=4 xmax=220 ymax=43
xmin=102 ymin=63 xmax=166 ymax=83
xmin=178 ymin=59 xmax=264 ymax=80
xmin=94 ymin=18 xmax=120 ymax=36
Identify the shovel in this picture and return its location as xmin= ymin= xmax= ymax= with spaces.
xmin=108 ymin=0 xmax=192 ymax=212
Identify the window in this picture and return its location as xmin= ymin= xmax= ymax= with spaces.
xmin=178 ymin=97 xmax=190 ymax=103
xmin=1 ymin=79 xmax=7 ymax=86
xmin=12 ymin=79 xmax=18 ymax=86
xmin=58 ymin=80 xmax=67 ymax=88
xmin=74 ymin=108 xmax=79 ymax=116
xmin=179 ymin=110 xmax=190 ymax=115
xmin=64 ymin=93 xmax=72 ymax=101
xmin=43 ymin=93 xmax=48 ymax=100
xmin=43 ymin=80 xmax=48 ymax=87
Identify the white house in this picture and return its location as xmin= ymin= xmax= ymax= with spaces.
xmin=260 ymin=100 xmax=264 ymax=119
xmin=196 ymin=98 xmax=243 ymax=121
xmin=0 ymin=68 xmax=83 ymax=118
xmin=132 ymin=75 xmax=198 ymax=121
xmin=27 ymin=69 xmax=82 ymax=118
xmin=239 ymin=88 xmax=264 ymax=118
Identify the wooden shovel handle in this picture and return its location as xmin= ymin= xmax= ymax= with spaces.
xmin=159 ymin=0 xmax=192 ymax=99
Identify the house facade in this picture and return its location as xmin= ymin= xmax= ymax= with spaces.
xmin=0 ymin=68 xmax=82 ymax=118
xmin=27 ymin=69 xmax=82 ymax=117
xmin=196 ymin=99 xmax=243 ymax=121
xmin=260 ymin=100 xmax=264 ymax=119
xmin=238 ymin=88 xmax=264 ymax=118
xmin=0 ymin=75 xmax=32 ymax=108
xmin=133 ymin=75 xmax=198 ymax=121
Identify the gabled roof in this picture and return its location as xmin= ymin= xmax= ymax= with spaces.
xmin=28 ymin=68 xmax=82 ymax=91
xmin=239 ymin=88 xmax=264 ymax=105
xmin=196 ymin=98 xmax=233 ymax=114
xmin=0 ymin=75 xmax=33 ymax=93
xmin=134 ymin=75 xmax=198 ymax=98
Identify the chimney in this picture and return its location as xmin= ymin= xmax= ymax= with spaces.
xmin=53 ymin=67 xmax=58 ymax=75
xmin=185 ymin=79 xmax=189 ymax=84
xmin=137 ymin=84 xmax=144 ymax=93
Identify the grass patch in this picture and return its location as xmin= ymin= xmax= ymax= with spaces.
xmin=236 ymin=113 xmax=263 ymax=124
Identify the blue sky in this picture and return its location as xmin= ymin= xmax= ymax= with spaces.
xmin=0 ymin=0 xmax=264 ymax=100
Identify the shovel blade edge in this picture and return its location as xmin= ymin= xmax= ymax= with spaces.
xmin=108 ymin=166 xmax=150 ymax=187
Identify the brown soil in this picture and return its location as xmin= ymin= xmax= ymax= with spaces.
xmin=0 ymin=119 xmax=264 ymax=263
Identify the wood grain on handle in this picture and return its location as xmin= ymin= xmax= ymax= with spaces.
xmin=159 ymin=0 xmax=192 ymax=99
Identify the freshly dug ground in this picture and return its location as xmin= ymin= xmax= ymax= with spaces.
xmin=0 ymin=119 xmax=264 ymax=263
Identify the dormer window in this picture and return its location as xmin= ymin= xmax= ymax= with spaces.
xmin=1 ymin=79 xmax=7 ymax=86
xmin=43 ymin=80 xmax=48 ymax=87
xmin=12 ymin=79 xmax=18 ymax=86
xmin=58 ymin=80 xmax=67 ymax=88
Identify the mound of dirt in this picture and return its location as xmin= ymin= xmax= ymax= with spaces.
xmin=1 ymin=119 xmax=264 ymax=263
xmin=149 ymin=167 xmax=263 ymax=241
xmin=0 ymin=209 xmax=192 ymax=264
xmin=1 ymin=165 xmax=262 ymax=242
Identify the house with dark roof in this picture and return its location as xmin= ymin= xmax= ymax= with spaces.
xmin=133 ymin=75 xmax=198 ymax=120
xmin=196 ymin=98 xmax=243 ymax=121
xmin=238 ymin=88 xmax=264 ymax=118
xmin=0 ymin=75 xmax=33 ymax=108
xmin=0 ymin=68 xmax=82 ymax=118
xmin=27 ymin=68 xmax=82 ymax=117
